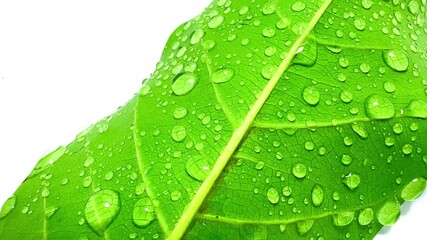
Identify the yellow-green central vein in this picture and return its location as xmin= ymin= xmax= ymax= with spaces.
xmin=167 ymin=1 xmax=333 ymax=239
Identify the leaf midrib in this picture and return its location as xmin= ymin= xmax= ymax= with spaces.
xmin=165 ymin=1 xmax=334 ymax=239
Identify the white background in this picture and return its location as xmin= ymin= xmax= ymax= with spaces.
xmin=0 ymin=1 xmax=426 ymax=239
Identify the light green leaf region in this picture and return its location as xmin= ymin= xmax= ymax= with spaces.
xmin=1 ymin=0 xmax=427 ymax=239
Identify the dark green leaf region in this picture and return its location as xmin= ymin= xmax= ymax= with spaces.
xmin=1 ymin=0 xmax=427 ymax=239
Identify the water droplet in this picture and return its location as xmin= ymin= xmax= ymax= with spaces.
xmin=45 ymin=206 xmax=59 ymax=219
xmin=172 ymin=72 xmax=199 ymax=96
xmin=393 ymin=123 xmax=404 ymax=134
xmin=365 ymin=94 xmax=395 ymax=119
xmin=401 ymin=177 xmax=427 ymax=201
xmin=385 ymin=137 xmax=395 ymax=147
xmin=302 ymin=86 xmax=320 ymax=106
xmin=351 ymin=122 xmax=368 ymax=139
xmin=292 ymin=1 xmax=306 ymax=12
xmin=140 ymin=85 xmax=151 ymax=96
xmin=354 ymin=18 xmax=366 ymax=31
xmin=170 ymin=190 xmax=182 ymax=202
xmin=408 ymin=1 xmax=419 ymax=14
xmin=190 ymin=29 xmax=204 ymax=45
xmin=342 ymin=173 xmax=361 ymax=190
xmin=358 ymin=208 xmax=374 ymax=225
xmin=173 ymin=107 xmax=188 ymax=119
xmin=211 ymin=68 xmax=234 ymax=84
xmin=29 ymin=146 xmax=66 ymax=178
xmin=383 ymin=82 xmax=396 ymax=93
xmin=332 ymin=211 xmax=354 ymax=226
xmin=85 ymin=190 xmax=121 ymax=235
xmin=171 ymin=125 xmax=187 ymax=142
xmin=267 ymin=187 xmax=280 ymax=204
xmin=0 ymin=195 xmax=16 ymax=219
xmin=341 ymin=154 xmax=353 ymax=166
xmin=264 ymin=46 xmax=277 ymax=57
xmin=261 ymin=65 xmax=277 ymax=80
xmin=377 ymin=199 xmax=400 ymax=226
xmin=359 ymin=63 xmax=370 ymax=73
xmin=283 ymin=186 xmax=292 ymax=197
xmin=340 ymin=90 xmax=353 ymax=103
xmin=402 ymin=144 xmax=413 ymax=155
xmin=296 ymin=219 xmax=314 ymax=235
xmin=83 ymin=176 xmax=93 ymax=188
xmin=304 ymin=141 xmax=315 ymax=151
xmin=262 ymin=27 xmax=276 ymax=38
xmin=186 ymin=156 xmax=211 ymax=181
xmin=361 ymin=0 xmax=373 ymax=9
xmin=292 ymin=163 xmax=307 ymax=179
xmin=383 ymin=50 xmax=409 ymax=72
xmin=208 ymin=15 xmax=224 ymax=29
xmin=262 ymin=2 xmax=275 ymax=15
xmin=255 ymin=161 xmax=265 ymax=170
xmin=84 ymin=157 xmax=95 ymax=168
xmin=332 ymin=191 xmax=340 ymax=201
xmin=41 ymin=188 xmax=50 ymax=198
xmin=406 ymin=100 xmax=427 ymax=118
xmin=132 ymin=197 xmax=156 ymax=227
xmin=311 ymin=184 xmax=324 ymax=207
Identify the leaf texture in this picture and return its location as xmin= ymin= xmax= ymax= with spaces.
xmin=1 ymin=0 xmax=427 ymax=239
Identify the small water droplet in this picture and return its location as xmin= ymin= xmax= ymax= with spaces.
xmin=341 ymin=154 xmax=353 ymax=166
xmin=267 ymin=187 xmax=280 ymax=204
xmin=340 ymin=90 xmax=353 ymax=103
xmin=302 ymin=86 xmax=320 ymax=106
xmin=351 ymin=122 xmax=368 ymax=139
xmin=311 ymin=184 xmax=324 ymax=207
xmin=255 ymin=161 xmax=265 ymax=170
xmin=333 ymin=211 xmax=354 ymax=226
xmin=361 ymin=0 xmax=373 ymax=9
xmin=262 ymin=27 xmax=276 ymax=38
xmin=383 ymin=50 xmax=409 ymax=72
xmin=262 ymin=2 xmax=275 ymax=15
xmin=211 ymin=68 xmax=234 ymax=84
xmin=342 ymin=173 xmax=361 ymax=190
xmin=354 ymin=18 xmax=366 ymax=31
xmin=283 ymin=186 xmax=292 ymax=197
xmin=85 ymin=190 xmax=121 ymax=235
xmin=332 ymin=191 xmax=340 ymax=201
xmin=84 ymin=157 xmax=95 ymax=168
xmin=190 ymin=29 xmax=204 ymax=45
xmin=45 ymin=206 xmax=59 ymax=219
xmin=377 ymin=199 xmax=400 ymax=226
xmin=132 ymin=197 xmax=156 ymax=227
xmin=402 ymin=144 xmax=413 ymax=155
xmin=292 ymin=163 xmax=307 ymax=179
xmin=186 ymin=156 xmax=211 ymax=181
xmin=296 ymin=219 xmax=314 ymax=235
xmin=365 ymin=94 xmax=395 ymax=119
xmin=170 ymin=190 xmax=182 ymax=202
xmin=172 ymin=72 xmax=199 ymax=96
xmin=173 ymin=107 xmax=188 ymax=119
xmin=0 ymin=195 xmax=16 ymax=219
xmin=358 ymin=208 xmax=374 ymax=225
xmin=292 ymin=1 xmax=306 ymax=12
xmin=208 ymin=15 xmax=224 ymax=29
xmin=383 ymin=82 xmax=396 ymax=93
xmin=401 ymin=177 xmax=426 ymax=201
xmin=41 ymin=188 xmax=50 ymax=198
xmin=393 ymin=123 xmax=404 ymax=134
xmin=261 ymin=64 xmax=277 ymax=80
xmin=171 ymin=125 xmax=187 ymax=142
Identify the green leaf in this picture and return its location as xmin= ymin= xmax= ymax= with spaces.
xmin=1 ymin=0 xmax=427 ymax=239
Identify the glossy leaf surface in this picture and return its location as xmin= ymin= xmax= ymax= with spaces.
xmin=1 ymin=0 xmax=427 ymax=239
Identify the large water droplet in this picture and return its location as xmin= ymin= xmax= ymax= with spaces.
xmin=340 ymin=90 xmax=353 ymax=103
xmin=383 ymin=50 xmax=409 ymax=72
xmin=358 ymin=208 xmax=374 ymax=226
xmin=341 ymin=154 xmax=353 ymax=166
xmin=171 ymin=125 xmax=187 ymax=142
xmin=377 ymin=199 xmax=400 ymax=226
xmin=212 ymin=68 xmax=234 ymax=84
xmin=361 ymin=0 xmax=373 ymax=9
xmin=0 ymin=195 xmax=16 ymax=219
xmin=401 ymin=177 xmax=427 ymax=201
xmin=84 ymin=190 xmax=121 ymax=235
xmin=173 ymin=107 xmax=188 ymax=119
xmin=354 ymin=18 xmax=366 ymax=31
xmin=292 ymin=163 xmax=307 ymax=179
xmin=296 ymin=219 xmax=314 ymax=235
xmin=302 ymin=86 xmax=320 ymax=106
xmin=365 ymin=94 xmax=395 ymax=119
xmin=261 ymin=65 xmax=277 ymax=80
xmin=342 ymin=173 xmax=361 ymax=190
xmin=406 ymin=100 xmax=427 ymax=118
xmin=267 ymin=187 xmax=280 ymax=204
xmin=133 ymin=197 xmax=156 ymax=227
xmin=172 ymin=72 xmax=199 ymax=96
xmin=311 ymin=184 xmax=324 ymax=207
xmin=332 ymin=211 xmax=354 ymax=226
xmin=292 ymin=1 xmax=306 ymax=12
xmin=186 ymin=156 xmax=211 ymax=181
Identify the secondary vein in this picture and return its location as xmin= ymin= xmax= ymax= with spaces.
xmin=167 ymin=1 xmax=333 ymax=239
